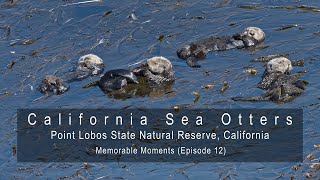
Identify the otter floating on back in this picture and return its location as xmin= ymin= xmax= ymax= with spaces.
xmin=232 ymin=57 xmax=306 ymax=103
xmin=131 ymin=56 xmax=175 ymax=84
xmin=86 ymin=56 xmax=175 ymax=93
xmin=177 ymin=27 xmax=265 ymax=67
xmin=39 ymin=54 xmax=104 ymax=95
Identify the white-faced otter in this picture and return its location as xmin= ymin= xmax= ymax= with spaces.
xmin=62 ymin=54 xmax=105 ymax=82
xmin=258 ymin=57 xmax=293 ymax=89
xmin=132 ymin=56 xmax=175 ymax=84
xmin=39 ymin=54 xmax=105 ymax=95
xmin=87 ymin=56 xmax=175 ymax=93
xmin=232 ymin=57 xmax=306 ymax=103
xmin=177 ymin=27 xmax=265 ymax=67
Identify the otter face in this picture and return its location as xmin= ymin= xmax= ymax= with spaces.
xmin=77 ymin=54 xmax=104 ymax=75
xmin=267 ymin=57 xmax=293 ymax=74
xmin=242 ymin=27 xmax=265 ymax=42
xmin=147 ymin=56 xmax=173 ymax=74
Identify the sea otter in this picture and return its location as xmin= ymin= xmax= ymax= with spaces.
xmin=232 ymin=57 xmax=306 ymax=103
xmin=39 ymin=75 xmax=69 ymax=95
xmin=131 ymin=56 xmax=175 ymax=84
xmin=39 ymin=54 xmax=105 ymax=95
xmin=87 ymin=56 xmax=175 ymax=93
xmin=258 ymin=57 xmax=293 ymax=89
xmin=177 ymin=27 xmax=265 ymax=67
xmin=97 ymin=69 xmax=139 ymax=93
xmin=61 ymin=54 xmax=105 ymax=82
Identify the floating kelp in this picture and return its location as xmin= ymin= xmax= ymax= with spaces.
xmin=102 ymin=10 xmax=112 ymax=17
xmin=172 ymin=104 xmax=193 ymax=112
xmin=29 ymin=50 xmax=38 ymax=57
xmin=6 ymin=61 xmax=16 ymax=69
xmin=274 ymin=24 xmax=299 ymax=31
xmin=238 ymin=5 xmax=263 ymax=10
xmin=307 ymin=153 xmax=314 ymax=160
xmin=145 ymin=2 xmax=184 ymax=7
xmin=251 ymin=52 xmax=295 ymax=62
xmin=270 ymin=5 xmax=320 ymax=12
xmin=220 ymin=81 xmax=229 ymax=92
xmin=192 ymin=91 xmax=200 ymax=97
xmin=192 ymin=91 xmax=200 ymax=103
xmin=238 ymin=5 xmax=320 ymax=13
xmin=158 ymin=34 xmax=165 ymax=42
xmin=192 ymin=16 xmax=205 ymax=20
xmin=0 ymin=92 xmax=13 ymax=99
xmin=9 ymin=37 xmax=41 ymax=46
xmin=83 ymin=81 xmax=99 ymax=88
xmin=157 ymin=33 xmax=181 ymax=42
xmin=201 ymin=84 xmax=214 ymax=89
xmin=245 ymin=69 xmax=257 ymax=75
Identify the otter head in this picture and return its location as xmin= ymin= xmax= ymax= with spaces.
xmin=77 ymin=54 xmax=105 ymax=75
xmin=131 ymin=56 xmax=175 ymax=84
xmin=267 ymin=57 xmax=293 ymax=74
xmin=147 ymin=56 xmax=173 ymax=75
xmin=39 ymin=75 xmax=69 ymax=95
xmin=242 ymin=27 xmax=265 ymax=42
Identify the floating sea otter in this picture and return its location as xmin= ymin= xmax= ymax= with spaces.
xmin=39 ymin=54 xmax=104 ymax=95
xmin=177 ymin=27 xmax=265 ymax=67
xmin=84 ymin=56 xmax=175 ymax=94
xmin=232 ymin=57 xmax=306 ymax=103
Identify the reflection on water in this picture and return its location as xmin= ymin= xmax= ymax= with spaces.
xmin=106 ymin=79 xmax=175 ymax=100
xmin=0 ymin=0 xmax=319 ymax=178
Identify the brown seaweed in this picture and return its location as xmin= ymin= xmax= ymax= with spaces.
xmin=102 ymin=10 xmax=112 ymax=17
xmin=238 ymin=5 xmax=320 ymax=13
xmin=274 ymin=24 xmax=299 ymax=31
xmin=9 ymin=37 xmax=41 ymax=46
xmin=238 ymin=5 xmax=263 ymax=10
xmin=251 ymin=52 xmax=295 ymax=62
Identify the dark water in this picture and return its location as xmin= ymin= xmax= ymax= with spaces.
xmin=1 ymin=0 xmax=319 ymax=179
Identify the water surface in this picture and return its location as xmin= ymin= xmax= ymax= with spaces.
xmin=0 ymin=0 xmax=319 ymax=179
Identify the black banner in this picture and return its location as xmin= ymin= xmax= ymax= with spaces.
xmin=17 ymin=109 xmax=303 ymax=162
